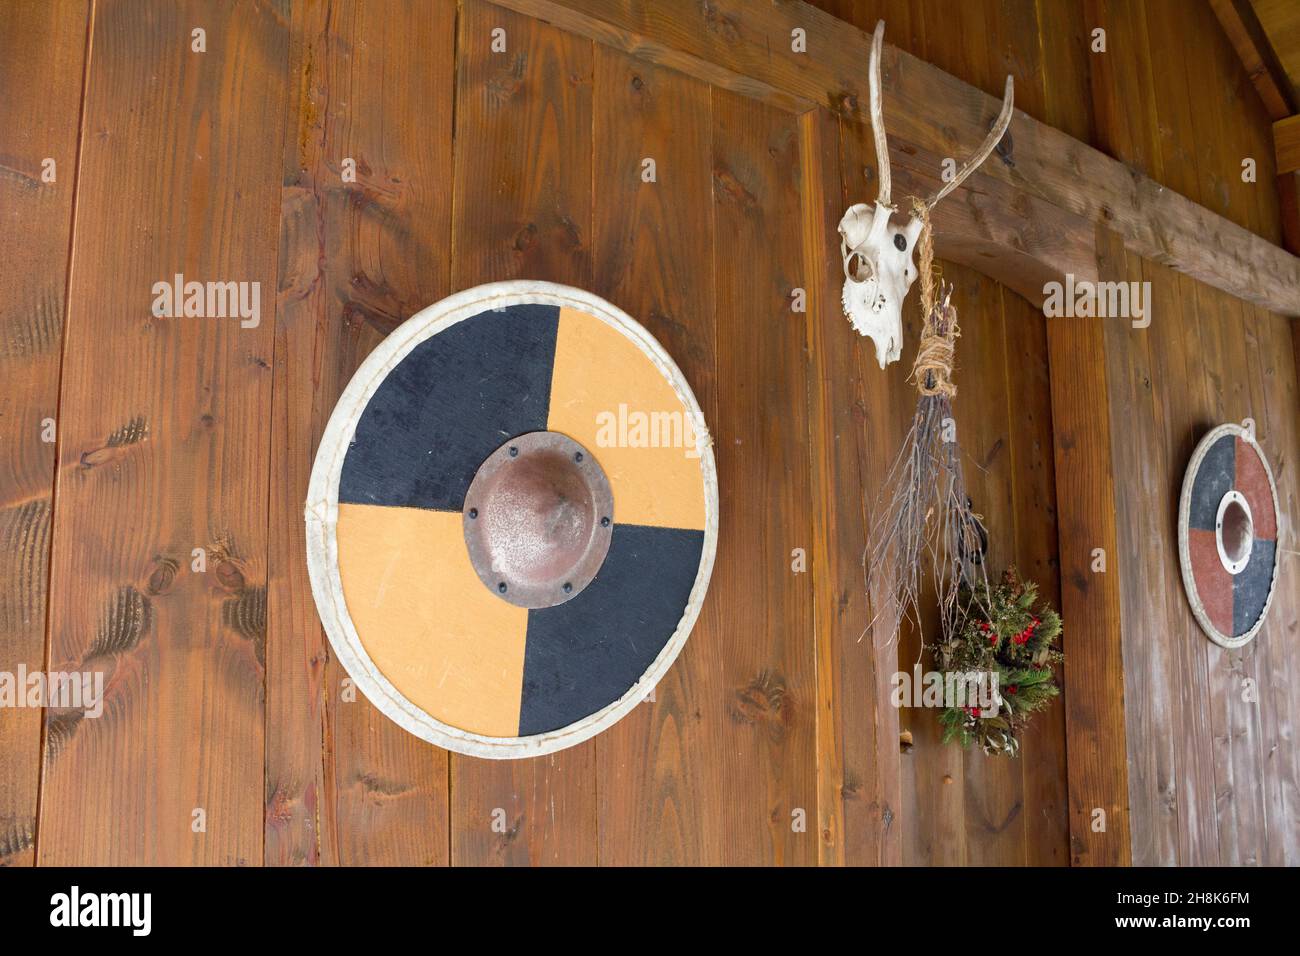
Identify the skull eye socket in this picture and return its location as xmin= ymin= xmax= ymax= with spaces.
xmin=893 ymin=233 xmax=907 ymax=251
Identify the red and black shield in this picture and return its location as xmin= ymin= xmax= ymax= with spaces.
xmin=1178 ymin=423 xmax=1280 ymax=648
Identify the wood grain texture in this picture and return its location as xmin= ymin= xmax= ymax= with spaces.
xmin=832 ymin=102 xmax=918 ymax=867
xmin=1046 ymin=225 xmax=1131 ymax=866
xmin=4 ymin=0 xmax=1297 ymax=869
xmin=1276 ymin=116 xmax=1300 ymax=175
xmin=1102 ymin=249 xmax=1177 ymax=867
xmin=802 ymin=107 xmax=899 ymax=867
xmin=0 ymin=0 xmax=89 ymax=868
xmin=1247 ymin=305 xmax=1300 ymax=866
xmin=1001 ymin=288 xmax=1069 ymax=865
xmin=492 ymin=0 xmax=1300 ymax=316
xmin=1194 ymin=282 xmax=1266 ymax=866
xmin=268 ymin=0 xmax=456 ymax=867
xmin=37 ymin=0 xmax=288 ymax=865
xmin=1210 ymin=0 xmax=1294 ymax=119
xmin=588 ymin=49 xmax=723 ymax=865
xmin=831 ymin=78 xmax=949 ymax=870
xmin=951 ymin=263 xmax=1025 ymax=866
xmin=1144 ymin=263 xmax=1221 ymax=866
xmin=929 ymin=6 xmax=1024 ymax=867
xmin=710 ymin=89 xmax=819 ymax=865
xmin=448 ymin=0 xmax=598 ymax=865
xmin=827 ymin=0 xmax=1071 ymax=868
xmin=1207 ymin=0 xmax=1300 ymax=254
xmin=1252 ymin=0 xmax=1300 ymax=98
xmin=1081 ymin=0 xmax=1300 ymax=867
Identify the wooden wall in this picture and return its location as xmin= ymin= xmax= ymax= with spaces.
xmin=0 ymin=0 xmax=1294 ymax=867
xmin=812 ymin=0 xmax=1299 ymax=866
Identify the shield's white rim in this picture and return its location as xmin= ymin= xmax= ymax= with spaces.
xmin=1176 ymin=422 xmax=1280 ymax=649
xmin=304 ymin=281 xmax=718 ymax=758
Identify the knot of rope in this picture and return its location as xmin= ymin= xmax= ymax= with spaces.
xmin=908 ymin=198 xmax=958 ymax=398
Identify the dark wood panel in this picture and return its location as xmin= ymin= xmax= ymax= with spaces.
xmin=923 ymin=0 xmax=1018 ymax=867
xmin=1001 ymin=289 xmax=1069 ymax=866
xmin=834 ymin=111 xmax=965 ymax=867
xmin=950 ymin=264 xmax=1025 ymax=866
xmin=267 ymin=0 xmax=456 ymax=867
xmin=38 ymin=0 xmax=288 ymax=865
xmin=0 ymin=0 xmax=89 ymax=868
xmin=803 ymin=107 xmax=900 ymax=867
xmin=710 ymin=88 xmax=819 ymax=865
xmin=588 ymin=49 xmax=723 ymax=865
xmin=1047 ymin=226 xmax=1131 ymax=866
xmin=830 ymin=110 xmax=912 ymax=867
xmin=448 ymin=0 xmax=598 ymax=865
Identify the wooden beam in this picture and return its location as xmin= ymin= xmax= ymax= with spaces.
xmin=1252 ymin=0 xmax=1300 ymax=101
xmin=1276 ymin=115 xmax=1300 ymax=174
xmin=1208 ymin=0 xmax=1300 ymax=256
xmin=492 ymin=0 xmax=1300 ymax=316
xmin=887 ymin=149 xmax=1097 ymax=309
xmin=1045 ymin=224 xmax=1132 ymax=866
xmin=1209 ymin=0 xmax=1295 ymax=120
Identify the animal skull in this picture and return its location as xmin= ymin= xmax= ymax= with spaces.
xmin=839 ymin=201 xmax=924 ymax=369
xmin=839 ymin=21 xmax=1014 ymax=368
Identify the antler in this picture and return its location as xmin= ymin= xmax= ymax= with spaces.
xmin=868 ymin=20 xmax=891 ymax=208
xmin=926 ymin=75 xmax=1015 ymax=208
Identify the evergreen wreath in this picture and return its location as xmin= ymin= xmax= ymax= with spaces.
xmin=936 ymin=567 xmax=1064 ymax=757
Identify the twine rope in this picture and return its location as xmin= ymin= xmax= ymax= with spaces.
xmin=908 ymin=199 xmax=959 ymax=398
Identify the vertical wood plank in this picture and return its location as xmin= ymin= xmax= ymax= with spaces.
xmin=38 ymin=0 xmax=289 ymax=865
xmin=1001 ymin=289 xmax=1070 ymax=866
xmin=832 ymin=112 xmax=912 ymax=867
xmin=802 ymin=107 xmax=900 ymax=867
xmin=0 ymin=0 xmax=90 ymax=867
xmin=710 ymin=88 xmax=818 ymax=865
xmin=1047 ymin=224 xmax=1131 ymax=866
xmin=1097 ymin=247 xmax=1180 ymax=868
xmin=1247 ymin=306 xmax=1300 ymax=865
xmin=268 ymin=0 xmax=456 ymax=867
xmin=835 ymin=112 xmax=961 ymax=867
xmin=950 ymin=264 xmax=1025 ymax=866
xmin=1138 ymin=260 xmax=1221 ymax=865
xmin=1034 ymin=0 xmax=1095 ymax=144
xmin=449 ymin=0 xmax=598 ymax=865
xmin=589 ymin=49 xmax=721 ymax=865
xmin=1102 ymin=248 xmax=1179 ymax=867
xmin=1193 ymin=282 xmax=1267 ymax=865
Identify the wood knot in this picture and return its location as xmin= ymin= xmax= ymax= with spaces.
xmin=146 ymin=556 xmax=178 ymax=596
xmin=729 ymin=670 xmax=790 ymax=742
xmin=215 ymin=560 xmax=246 ymax=593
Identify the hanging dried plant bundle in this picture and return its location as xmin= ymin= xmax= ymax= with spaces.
xmin=866 ymin=203 xmax=991 ymax=646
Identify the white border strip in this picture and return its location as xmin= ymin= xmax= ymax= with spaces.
xmin=304 ymin=281 xmax=719 ymax=758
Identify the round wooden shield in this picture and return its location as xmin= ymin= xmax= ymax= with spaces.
xmin=1178 ymin=422 xmax=1279 ymax=648
xmin=305 ymin=282 xmax=718 ymax=758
